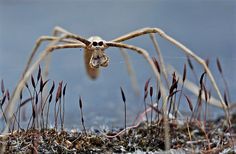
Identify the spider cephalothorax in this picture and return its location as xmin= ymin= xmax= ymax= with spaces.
xmin=87 ymin=36 xmax=109 ymax=68
xmin=83 ymin=36 xmax=110 ymax=79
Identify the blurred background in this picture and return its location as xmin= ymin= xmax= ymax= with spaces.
xmin=0 ymin=0 xmax=235 ymax=130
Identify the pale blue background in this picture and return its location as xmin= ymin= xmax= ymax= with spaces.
xmin=0 ymin=0 xmax=235 ymax=129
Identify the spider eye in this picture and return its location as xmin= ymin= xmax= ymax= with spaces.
xmin=92 ymin=42 xmax=98 ymax=46
xmin=98 ymin=41 xmax=103 ymax=46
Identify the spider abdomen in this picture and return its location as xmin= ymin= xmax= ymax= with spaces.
xmin=84 ymin=48 xmax=100 ymax=79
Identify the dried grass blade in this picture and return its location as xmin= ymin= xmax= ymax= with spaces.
xmin=1 ymin=95 xmax=6 ymax=106
xmin=120 ymin=87 xmax=126 ymax=103
xmin=55 ymin=81 xmax=63 ymax=103
xmin=49 ymin=81 xmax=55 ymax=95
xmin=187 ymin=56 xmax=194 ymax=70
xmin=205 ymin=58 xmax=210 ymax=68
xmin=79 ymin=96 xmax=83 ymax=109
xmin=40 ymin=79 xmax=49 ymax=93
xmin=49 ymin=94 xmax=53 ymax=103
xmin=223 ymin=91 xmax=229 ymax=107
xmin=31 ymin=75 xmax=36 ymax=89
xmin=35 ymin=93 xmax=38 ymax=104
xmin=216 ymin=58 xmax=222 ymax=74
xmin=184 ymin=94 xmax=193 ymax=112
xmin=157 ymin=90 xmax=161 ymax=101
xmin=20 ymin=97 xmax=34 ymax=108
xmin=150 ymin=86 xmax=153 ymax=97
xmin=199 ymin=72 xmax=206 ymax=87
xmin=202 ymin=84 xmax=208 ymax=102
xmin=169 ymin=79 xmax=178 ymax=95
xmin=1 ymin=79 xmax=5 ymax=94
xmin=63 ymin=83 xmax=67 ymax=96
xmin=183 ymin=64 xmax=187 ymax=83
xmin=168 ymin=90 xmax=180 ymax=99
xmin=6 ymin=90 xmax=10 ymax=100
xmin=144 ymin=78 xmax=151 ymax=92
xmin=37 ymin=65 xmax=41 ymax=81
xmin=152 ymin=57 xmax=161 ymax=73
xmin=20 ymin=90 xmax=23 ymax=100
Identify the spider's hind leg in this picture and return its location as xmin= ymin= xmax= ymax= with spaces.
xmin=52 ymin=26 xmax=72 ymax=36
xmin=120 ymin=48 xmax=140 ymax=96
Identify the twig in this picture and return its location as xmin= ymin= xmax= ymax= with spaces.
xmin=120 ymin=87 xmax=127 ymax=135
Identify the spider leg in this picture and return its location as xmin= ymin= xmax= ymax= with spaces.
xmin=106 ymin=41 xmax=170 ymax=150
xmin=106 ymin=42 xmax=167 ymax=98
xmin=160 ymin=30 xmax=228 ymax=111
xmin=149 ymin=34 xmax=170 ymax=88
xmin=120 ymin=48 xmax=140 ymax=96
xmin=111 ymin=28 xmax=228 ymax=116
xmin=52 ymin=26 xmax=73 ymax=36
xmin=23 ymin=35 xmax=81 ymax=77
xmin=52 ymin=26 xmax=91 ymax=45
xmin=110 ymin=27 xmax=164 ymax=42
xmin=4 ymin=43 xmax=86 ymax=133
xmin=41 ymin=26 xmax=89 ymax=79
xmin=23 ymin=27 xmax=90 ymax=77
xmin=112 ymin=28 xmax=170 ymax=91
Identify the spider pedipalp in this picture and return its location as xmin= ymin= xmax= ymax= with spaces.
xmin=89 ymin=50 xmax=109 ymax=68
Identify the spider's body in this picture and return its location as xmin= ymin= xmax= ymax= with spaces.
xmin=84 ymin=36 xmax=109 ymax=79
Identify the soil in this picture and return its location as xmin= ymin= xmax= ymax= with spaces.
xmin=0 ymin=113 xmax=235 ymax=153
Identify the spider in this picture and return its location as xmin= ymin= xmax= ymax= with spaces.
xmin=5 ymin=26 xmax=229 ymax=127
xmin=23 ymin=26 xmax=166 ymax=80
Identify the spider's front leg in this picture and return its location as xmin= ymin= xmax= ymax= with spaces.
xmin=111 ymin=27 xmax=228 ymax=113
xmin=4 ymin=43 xmax=86 ymax=130
xmin=23 ymin=35 xmax=80 ymax=77
xmin=23 ymin=27 xmax=89 ymax=77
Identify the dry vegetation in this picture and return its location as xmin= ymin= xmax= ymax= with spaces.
xmin=0 ymin=59 xmax=235 ymax=153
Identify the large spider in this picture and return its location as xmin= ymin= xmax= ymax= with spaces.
xmin=5 ymin=26 xmax=228 ymax=127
